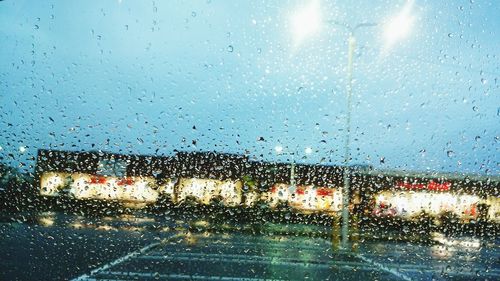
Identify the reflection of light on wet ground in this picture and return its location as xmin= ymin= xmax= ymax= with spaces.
xmin=38 ymin=217 xmax=55 ymax=227
xmin=159 ymin=227 xmax=171 ymax=232
xmin=183 ymin=231 xmax=198 ymax=245
xmin=117 ymin=214 xmax=155 ymax=223
xmin=34 ymin=212 xmax=157 ymax=233
xmin=95 ymin=225 xmax=117 ymax=231
xmin=37 ymin=211 xmax=56 ymax=227
xmin=193 ymin=220 xmax=209 ymax=227
xmin=431 ymin=244 xmax=453 ymax=259
xmin=101 ymin=214 xmax=156 ymax=223
xmin=432 ymin=233 xmax=481 ymax=249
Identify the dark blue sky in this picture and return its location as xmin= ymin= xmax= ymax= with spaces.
xmin=0 ymin=0 xmax=498 ymax=175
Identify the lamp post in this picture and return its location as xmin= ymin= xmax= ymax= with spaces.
xmin=275 ymin=145 xmax=312 ymax=190
xmin=289 ymin=0 xmax=416 ymax=250
xmin=327 ymin=21 xmax=378 ymax=249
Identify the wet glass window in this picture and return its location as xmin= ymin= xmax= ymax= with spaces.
xmin=0 ymin=0 xmax=498 ymax=280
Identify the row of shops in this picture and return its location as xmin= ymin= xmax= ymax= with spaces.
xmin=35 ymin=149 xmax=500 ymax=223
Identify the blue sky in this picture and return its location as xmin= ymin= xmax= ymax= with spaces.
xmin=0 ymin=0 xmax=498 ymax=175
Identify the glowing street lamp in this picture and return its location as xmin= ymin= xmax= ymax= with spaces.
xmin=289 ymin=0 xmax=322 ymax=47
xmin=289 ymin=0 xmax=416 ymax=249
xmin=382 ymin=1 xmax=416 ymax=51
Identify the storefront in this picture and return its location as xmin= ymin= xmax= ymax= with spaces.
xmin=372 ymin=180 xmax=484 ymax=221
xmin=266 ymin=183 xmax=342 ymax=214
xmin=40 ymin=171 xmax=159 ymax=203
xmin=176 ymin=178 xmax=243 ymax=207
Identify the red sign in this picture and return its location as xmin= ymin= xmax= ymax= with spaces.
xmin=396 ymin=181 xmax=451 ymax=191
xmin=117 ymin=178 xmax=135 ymax=186
xmin=316 ymin=188 xmax=334 ymax=196
xmin=88 ymin=176 xmax=107 ymax=184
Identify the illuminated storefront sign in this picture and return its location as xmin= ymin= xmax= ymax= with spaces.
xmin=396 ymin=181 xmax=451 ymax=191
xmin=373 ymin=190 xmax=481 ymax=219
xmin=176 ymin=178 xmax=242 ymax=206
xmin=39 ymin=172 xmax=159 ymax=203
xmin=268 ymin=184 xmax=341 ymax=213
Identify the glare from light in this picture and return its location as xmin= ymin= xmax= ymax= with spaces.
xmin=290 ymin=0 xmax=322 ymax=46
xmin=19 ymin=146 xmax=27 ymax=153
xmin=382 ymin=0 xmax=416 ymax=51
xmin=275 ymin=145 xmax=284 ymax=154
xmin=304 ymin=147 xmax=313 ymax=155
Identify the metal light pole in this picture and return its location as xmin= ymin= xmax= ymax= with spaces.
xmin=275 ymin=145 xmax=312 ymax=191
xmin=290 ymin=153 xmax=296 ymax=189
xmin=341 ymin=33 xmax=356 ymax=249
xmin=290 ymin=2 xmax=415 ymax=250
xmin=333 ymin=22 xmax=377 ymax=249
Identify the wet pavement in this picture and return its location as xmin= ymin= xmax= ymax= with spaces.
xmin=0 ymin=211 xmax=498 ymax=280
xmin=73 ymin=232 xmax=400 ymax=281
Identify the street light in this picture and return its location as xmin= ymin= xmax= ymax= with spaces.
xmin=289 ymin=0 xmax=322 ymax=47
xmin=289 ymin=0 xmax=415 ymax=249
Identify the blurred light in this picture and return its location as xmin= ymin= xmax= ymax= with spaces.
xmin=432 ymin=233 xmax=480 ymax=249
xmin=275 ymin=145 xmax=283 ymax=154
xmin=290 ymin=0 xmax=322 ymax=46
xmin=382 ymin=0 xmax=415 ymax=51
xmin=19 ymin=146 xmax=27 ymax=153
xmin=193 ymin=220 xmax=210 ymax=227
xmin=39 ymin=217 xmax=54 ymax=227
xmin=40 ymin=172 xmax=66 ymax=196
xmin=304 ymin=147 xmax=313 ymax=154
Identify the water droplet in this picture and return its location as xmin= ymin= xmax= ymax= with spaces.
xmin=191 ymin=11 xmax=197 ymax=17
xmin=447 ymin=33 xmax=453 ymax=38
xmin=472 ymin=106 xmax=478 ymax=112
xmin=34 ymin=25 xmax=39 ymax=29
xmin=446 ymin=150 xmax=455 ymax=158
xmin=481 ymin=78 xmax=487 ymax=84
xmin=227 ymin=45 xmax=234 ymax=52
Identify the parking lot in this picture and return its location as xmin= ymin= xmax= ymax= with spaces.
xmin=1 ymin=211 xmax=498 ymax=281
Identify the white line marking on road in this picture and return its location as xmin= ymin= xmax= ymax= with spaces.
xmin=355 ymin=253 xmax=413 ymax=281
xmin=138 ymin=252 xmax=375 ymax=270
xmin=96 ymin=271 xmax=286 ymax=281
xmin=71 ymin=242 xmax=161 ymax=281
